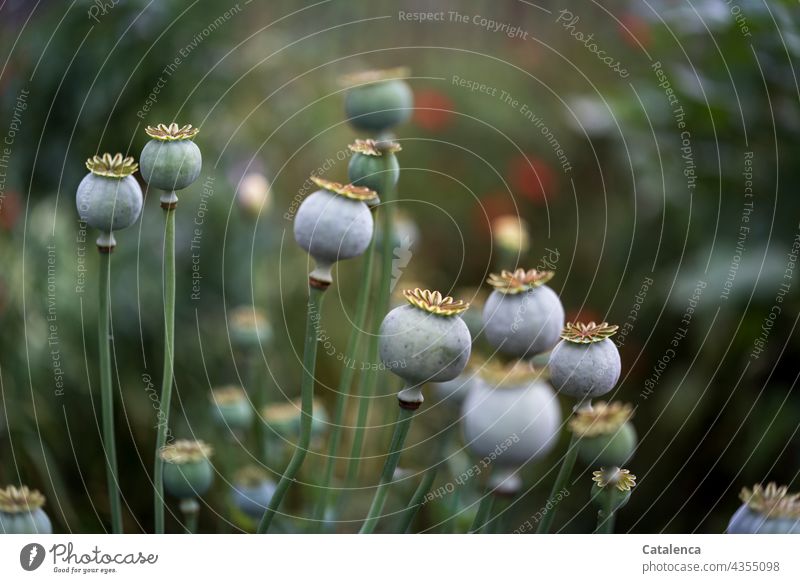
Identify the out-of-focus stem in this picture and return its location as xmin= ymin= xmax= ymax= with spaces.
xmin=257 ymin=284 xmax=326 ymax=533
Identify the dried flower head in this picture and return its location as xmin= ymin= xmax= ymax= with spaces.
xmin=339 ymin=67 xmax=411 ymax=87
xmin=487 ymin=268 xmax=554 ymax=294
xmin=561 ymin=321 xmax=619 ymax=344
xmin=492 ymin=215 xmax=530 ymax=253
xmin=261 ymin=398 xmax=325 ymax=424
xmin=310 ymin=176 xmax=378 ymax=202
xmin=211 ymin=385 xmax=248 ymax=405
xmin=348 ymin=138 xmax=402 ymax=156
xmin=478 ymin=359 xmax=547 ymax=388
xmin=85 ymin=153 xmax=138 ymax=178
xmin=740 ymin=483 xmax=800 ymax=519
xmin=570 ymin=401 xmax=634 ymax=437
xmin=0 ymin=485 xmax=46 ymax=513
xmin=159 ymin=439 xmax=213 ymax=464
xmin=229 ymin=306 xmax=269 ymax=334
xmin=234 ymin=465 xmax=271 ymax=487
xmin=592 ymin=468 xmax=636 ymax=492
xmin=145 ymin=123 xmax=200 ymax=141
xmin=403 ymin=288 xmax=469 ymax=316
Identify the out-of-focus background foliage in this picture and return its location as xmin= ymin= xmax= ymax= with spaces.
xmin=1 ymin=0 xmax=799 ymax=533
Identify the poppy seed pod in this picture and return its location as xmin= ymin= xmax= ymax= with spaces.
xmin=727 ymin=483 xmax=800 ymax=534
xmin=379 ymin=289 xmax=472 ymax=407
xmin=590 ymin=467 xmax=636 ymax=513
xmin=461 ymin=362 xmax=561 ymax=470
xmin=210 ymin=386 xmax=253 ymax=432
xmin=483 ymin=269 xmax=565 ymax=358
xmin=76 ymin=154 xmax=143 ymax=248
xmin=432 ymin=362 xmax=481 ymax=408
xmin=0 ymin=485 xmax=52 ymax=534
xmin=262 ymin=398 xmax=329 ymax=442
xmin=341 ymin=68 xmax=413 ymax=133
xmin=231 ymin=466 xmax=277 ymax=520
xmin=139 ymin=123 xmax=202 ymax=194
xmin=570 ymin=401 xmax=637 ymax=467
xmin=293 ymin=176 xmax=376 ymax=284
xmin=347 ymin=139 xmax=401 ymax=195
xmin=549 ymin=322 xmax=621 ymax=402
xmin=229 ymin=306 xmax=271 ymax=348
xmin=236 ymin=172 xmax=271 ymax=218
xmin=160 ymin=440 xmax=214 ymax=499
xmin=492 ymin=215 xmax=530 ymax=257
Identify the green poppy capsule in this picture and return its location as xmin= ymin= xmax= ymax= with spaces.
xmin=160 ymin=440 xmax=214 ymax=499
xmin=341 ymin=68 xmax=413 ymax=133
xmin=140 ymin=123 xmax=202 ymax=192
xmin=0 ymin=485 xmax=52 ymax=534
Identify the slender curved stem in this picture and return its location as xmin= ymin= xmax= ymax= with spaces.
xmin=311 ymin=237 xmax=376 ymax=529
xmin=180 ymin=499 xmax=199 ymax=534
xmin=596 ymin=496 xmax=616 ymax=534
xmin=257 ymin=284 xmax=326 ymax=533
xmin=343 ymin=158 xmax=396 ymax=493
xmin=98 ymin=250 xmax=122 ymax=533
xmin=154 ymin=205 xmax=176 ymax=534
xmin=441 ymin=487 xmax=461 ymax=533
xmin=249 ymin=349 xmax=269 ymax=464
xmin=359 ymin=404 xmax=415 ymax=534
xmin=395 ymin=423 xmax=454 ymax=533
xmin=396 ymin=463 xmax=438 ymax=533
xmin=536 ymin=430 xmax=580 ymax=534
xmin=469 ymin=491 xmax=496 ymax=534
xmin=486 ymin=496 xmax=510 ymax=533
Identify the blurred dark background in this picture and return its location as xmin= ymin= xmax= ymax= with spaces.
xmin=0 ymin=0 xmax=799 ymax=533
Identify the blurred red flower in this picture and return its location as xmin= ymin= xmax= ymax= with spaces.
xmin=618 ymin=13 xmax=651 ymax=50
xmin=413 ymin=89 xmax=455 ymax=132
xmin=508 ymin=154 xmax=556 ymax=204
xmin=0 ymin=189 xmax=21 ymax=231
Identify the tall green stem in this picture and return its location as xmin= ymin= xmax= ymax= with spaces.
xmin=359 ymin=404 xmax=415 ymax=534
xmin=396 ymin=463 xmax=437 ymax=533
xmin=98 ymin=249 xmax=122 ymax=533
xmin=596 ymin=496 xmax=616 ymax=534
xmin=257 ymin=284 xmax=326 ymax=533
xmin=469 ymin=491 xmax=496 ymax=533
xmin=536 ymin=430 xmax=580 ymax=533
xmin=344 ymin=160 xmax=396 ymax=493
xmin=311 ymin=238 xmax=376 ymax=528
xmin=249 ymin=350 xmax=269 ymax=464
xmin=395 ymin=424 xmax=454 ymax=533
xmin=180 ymin=499 xmax=199 ymax=534
xmin=154 ymin=204 xmax=176 ymax=534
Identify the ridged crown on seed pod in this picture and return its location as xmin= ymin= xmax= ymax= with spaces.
xmin=0 ymin=485 xmax=46 ymax=513
xmin=338 ymin=67 xmax=411 ymax=87
xmin=478 ymin=358 xmax=548 ymax=389
xmin=310 ymin=176 xmax=378 ymax=202
xmin=561 ymin=321 xmax=619 ymax=344
xmin=234 ymin=465 xmax=271 ymax=487
xmin=85 ymin=153 xmax=138 ymax=178
xmin=492 ymin=215 xmax=530 ymax=253
xmin=403 ymin=288 xmax=469 ymax=316
xmin=740 ymin=483 xmax=800 ymax=519
xmin=145 ymin=122 xmax=200 ymax=141
xmin=487 ymin=268 xmax=554 ymax=295
xmin=261 ymin=398 xmax=325 ymax=423
xmin=570 ymin=401 xmax=633 ymax=437
xmin=592 ymin=468 xmax=636 ymax=492
xmin=159 ymin=440 xmax=213 ymax=464
xmin=228 ymin=306 xmax=269 ymax=336
xmin=348 ymin=138 xmax=402 ymax=157
xmin=211 ymin=385 xmax=247 ymax=405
